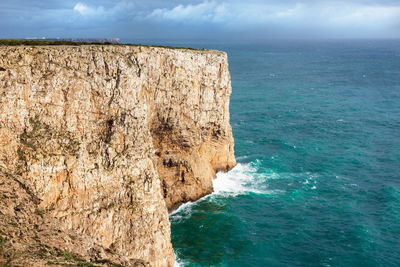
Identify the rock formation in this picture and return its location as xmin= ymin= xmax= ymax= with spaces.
xmin=0 ymin=45 xmax=235 ymax=266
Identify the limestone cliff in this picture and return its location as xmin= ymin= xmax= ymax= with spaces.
xmin=0 ymin=45 xmax=235 ymax=266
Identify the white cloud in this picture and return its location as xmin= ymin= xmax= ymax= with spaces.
xmin=146 ymin=0 xmax=400 ymax=31
xmin=73 ymin=2 xmax=105 ymax=16
xmin=74 ymin=3 xmax=88 ymax=15
xmin=146 ymin=1 xmax=317 ymax=26
xmin=147 ymin=1 xmax=227 ymax=23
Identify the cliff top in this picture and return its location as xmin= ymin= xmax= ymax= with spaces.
xmin=0 ymin=39 xmax=224 ymax=54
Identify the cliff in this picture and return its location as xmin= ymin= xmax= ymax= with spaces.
xmin=0 ymin=45 xmax=235 ymax=266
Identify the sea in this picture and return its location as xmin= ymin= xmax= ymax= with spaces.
xmin=127 ymin=39 xmax=400 ymax=266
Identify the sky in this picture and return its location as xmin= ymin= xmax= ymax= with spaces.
xmin=1 ymin=0 xmax=400 ymax=40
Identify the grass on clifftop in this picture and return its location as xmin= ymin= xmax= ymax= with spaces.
xmin=0 ymin=39 xmax=222 ymax=53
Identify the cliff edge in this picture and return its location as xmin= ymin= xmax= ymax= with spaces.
xmin=0 ymin=45 xmax=235 ymax=266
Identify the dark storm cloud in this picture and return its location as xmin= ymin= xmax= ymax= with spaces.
xmin=1 ymin=0 xmax=399 ymax=39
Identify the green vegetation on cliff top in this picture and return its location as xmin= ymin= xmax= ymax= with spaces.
xmin=0 ymin=39 xmax=223 ymax=54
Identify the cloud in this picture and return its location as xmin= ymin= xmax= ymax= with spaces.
xmin=147 ymin=1 xmax=228 ymax=23
xmin=73 ymin=2 xmax=105 ymax=16
xmin=146 ymin=1 xmax=310 ymax=27
xmin=145 ymin=0 xmax=400 ymax=32
xmin=74 ymin=3 xmax=88 ymax=15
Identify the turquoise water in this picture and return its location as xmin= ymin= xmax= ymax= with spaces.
xmin=164 ymin=40 xmax=400 ymax=266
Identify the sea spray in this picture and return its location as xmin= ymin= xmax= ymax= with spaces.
xmin=213 ymin=163 xmax=263 ymax=195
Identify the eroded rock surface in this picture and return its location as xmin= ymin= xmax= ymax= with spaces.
xmin=0 ymin=45 xmax=235 ymax=266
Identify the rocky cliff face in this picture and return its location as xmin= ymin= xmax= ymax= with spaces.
xmin=0 ymin=45 xmax=235 ymax=266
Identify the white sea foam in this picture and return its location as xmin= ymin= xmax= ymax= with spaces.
xmin=169 ymin=192 xmax=209 ymax=221
xmin=169 ymin=200 xmax=194 ymax=217
xmin=170 ymin=162 xmax=277 ymax=218
xmin=213 ymin=163 xmax=261 ymax=196
xmin=212 ymin=162 xmax=280 ymax=196
xmin=174 ymin=253 xmax=188 ymax=267
xmin=171 ymin=162 xmax=272 ymax=212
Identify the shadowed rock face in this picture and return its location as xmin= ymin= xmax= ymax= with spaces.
xmin=147 ymin=50 xmax=236 ymax=211
xmin=0 ymin=45 xmax=235 ymax=266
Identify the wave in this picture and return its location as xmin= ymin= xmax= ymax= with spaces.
xmin=213 ymin=161 xmax=280 ymax=197
xmin=170 ymin=161 xmax=283 ymax=215
xmin=170 ymin=161 xmax=281 ymax=221
xmin=169 ymin=199 xmax=196 ymax=219
xmin=213 ymin=163 xmax=262 ymax=195
xmin=174 ymin=253 xmax=187 ymax=267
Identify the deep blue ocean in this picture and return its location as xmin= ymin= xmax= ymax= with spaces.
xmin=130 ymin=39 xmax=400 ymax=266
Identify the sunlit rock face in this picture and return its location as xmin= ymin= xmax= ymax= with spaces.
xmin=0 ymin=45 xmax=235 ymax=266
